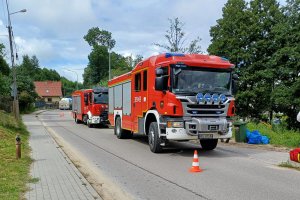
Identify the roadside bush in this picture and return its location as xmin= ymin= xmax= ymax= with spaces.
xmin=247 ymin=122 xmax=300 ymax=148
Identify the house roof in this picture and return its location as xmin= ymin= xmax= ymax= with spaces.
xmin=34 ymin=81 xmax=62 ymax=97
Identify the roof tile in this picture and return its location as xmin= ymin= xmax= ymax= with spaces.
xmin=34 ymin=81 xmax=62 ymax=97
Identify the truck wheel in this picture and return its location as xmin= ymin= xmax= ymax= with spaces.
xmin=200 ymin=139 xmax=218 ymax=150
xmin=115 ymin=117 xmax=126 ymax=139
xmin=87 ymin=123 xmax=94 ymax=128
xmin=83 ymin=115 xmax=88 ymax=125
xmin=148 ymin=122 xmax=162 ymax=153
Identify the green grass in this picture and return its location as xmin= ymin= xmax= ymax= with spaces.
xmin=279 ymin=161 xmax=300 ymax=171
xmin=247 ymin=122 xmax=300 ymax=148
xmin=0 ymin=110 xmax=32 ymax=200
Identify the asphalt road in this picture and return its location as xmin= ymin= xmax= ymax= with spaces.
xmin=32 ymin=110 xmax=300 ymax=200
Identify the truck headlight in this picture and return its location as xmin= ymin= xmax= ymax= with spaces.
xmin=167 ymin=121 xmax=184 ymax=128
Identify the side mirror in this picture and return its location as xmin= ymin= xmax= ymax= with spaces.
xmin=156 ymin=68 xmax=164 ymax=76
xmin=155 ymin=66 xmax=169 ymax=91
xmin=155 ymin=76 xmax=168 ymax=91
xmin=156 ymin=67 xmax=168 ymax=77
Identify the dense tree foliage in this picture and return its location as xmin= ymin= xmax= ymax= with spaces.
xmin=84 ymin=27 xmax=115 ymax=49
xmin=208 ymin=0 xmax=300 ymax=129
xmin=0 ymin=44 xmax=10 ymax=76
xmin=0 ymin=44 xmax=10 ymax=96
xmin=61 ymin=77 xmax=84 ymax=96
xmin=154 ymin=17 xmax=203 ymax=53
xmin=17 ymin=55 xmax=61 ymax=81
xmin=83 ymin=27 xmax=132 ymax=87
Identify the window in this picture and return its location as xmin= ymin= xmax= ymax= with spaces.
xmin=135 ymin=73 xmax=141 ymax=91
xmin=47 ymin=98 xmax=52 ymax=102
xmin=143 ymin=70 xmax=147 ymax=91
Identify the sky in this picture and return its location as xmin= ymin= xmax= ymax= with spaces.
xmin=0 ymin=0 xmax=285 ymax=83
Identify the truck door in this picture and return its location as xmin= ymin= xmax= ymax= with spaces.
xmin=132 ymin=70 xmax=148 ymax=133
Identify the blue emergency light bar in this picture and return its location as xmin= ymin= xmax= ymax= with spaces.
xmin=165 ymin=53 xmax=185 ymax=58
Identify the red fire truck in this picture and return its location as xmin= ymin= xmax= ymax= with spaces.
xmin=108 ymin=53 xmax=237 ymax=153
xmin=72 ymin=87 xmax=109 ymax=128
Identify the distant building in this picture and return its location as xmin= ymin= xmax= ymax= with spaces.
xmin=34 ymin=81 xmax=63 ymax=103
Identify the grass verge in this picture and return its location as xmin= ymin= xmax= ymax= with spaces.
xmin=247 ymin=122 xmax=300 ymax=148
xmin=278 ymin=161 xmax=300 ymax=171
xmin=0 ymin=110 xmax=32 ymax=200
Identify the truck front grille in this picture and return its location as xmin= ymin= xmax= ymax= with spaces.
xmin=183 ymin=101 xmax=230 ymax=117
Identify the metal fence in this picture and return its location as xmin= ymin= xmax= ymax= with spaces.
xmin=0 ymin=96 xmax=12 ymax=113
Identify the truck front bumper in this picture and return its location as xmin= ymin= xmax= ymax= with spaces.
xmin=88 ymin=116 xmax=109 ymax=124
xmin=165 ymin=118 xmax=232 ymax=140
xmin=87 ymin=116 xmax=100 ymax=124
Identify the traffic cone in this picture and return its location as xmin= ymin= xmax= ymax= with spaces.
xmin=189 ymin=150 xmax=202 ymax=173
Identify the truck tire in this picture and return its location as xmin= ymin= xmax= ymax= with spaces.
xmin=87 ymin=120 xmax=94 ymax=128
xmin=115 ymin=117 xmax=126 ymax=139
xmin=148 ymin=122 xmax=162 ymax=153
xmin=83 ymin=115 xmax=88 ymax=125
xmin=200 ymin=139 xmax=218 ymax=150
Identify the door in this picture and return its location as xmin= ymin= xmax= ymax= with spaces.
xmin=132 ymin=71 xmax=148 ymax=133
xmin=132 ymin=72 xmax=142 ymax=132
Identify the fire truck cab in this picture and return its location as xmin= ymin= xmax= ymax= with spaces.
xmin=72 ymin=87 xmax=109 ymax=128
xmin=108 ymin=53 xmax=237 ymax=153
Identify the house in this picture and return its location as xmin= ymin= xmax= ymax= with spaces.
xmin=34 ymin=81 xmax=63 ymax=103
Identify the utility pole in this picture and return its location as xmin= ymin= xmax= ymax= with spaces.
xmin=108 ymin=40 xmax=111 ymax=80
xmin=6 ymin=0 xmax=26 ymax=119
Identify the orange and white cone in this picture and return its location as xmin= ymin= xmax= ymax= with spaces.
xmin=189 ymin=150 xmax=203 ymax=173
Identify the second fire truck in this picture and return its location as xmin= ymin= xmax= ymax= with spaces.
xmin=72 ymin=87 xmax=109 ymax=128
xmin=108 ymin=53 xmax=237 ymax=153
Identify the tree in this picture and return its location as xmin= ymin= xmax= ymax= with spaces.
xmin=83 ymin=45 xmax=109 ymax=87
xmin=61 ymin=77 xmax=83 ymax=96
xmin=18 ymin=55 xmax=40 ymax=78
xmin=270 ymin=0 xmax=300 ymax=129
xmin=0 ymin=43 xmax=11 ymax=99
xmin=0 ymin=73 xmax=10 ymax=96
xmin=83 ymin=27 xmax=132 ymax=87
xmin=154 ymin=17 xmax=202 ymax=53
xmin=243 ymin=0 xmax=284 ymax=121
xmin=16 ymin=73 xmax=38 ymax=111
xmin=0 ymin=43 xmax=10 ymax=76
xmin=208 ymin=0 xmax=284 ymax=121
xmin=84 ymin=27 xmax=115 ymax=49
xmin=208 ymin=0 xmax=250 ymax=67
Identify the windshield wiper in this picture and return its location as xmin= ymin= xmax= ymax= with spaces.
xmin=174 ymin=91 xmax=197 ymax=95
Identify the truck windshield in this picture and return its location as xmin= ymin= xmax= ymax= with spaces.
xmin=93 ymin=93 xmax=108 ymax=104
xmin=172 ymin=67 xmax=231 ymax=95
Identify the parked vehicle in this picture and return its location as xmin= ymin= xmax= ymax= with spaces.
xmin=72 ymin=87 xmax=109 ymax=128
xmin=59 ymin=98 xmax=72 ymax=110
xmin=108 ymin=53 xmax=237 ymax=153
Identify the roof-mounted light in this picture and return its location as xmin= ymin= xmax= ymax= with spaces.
xmin=165 ymin=53 xmax=185 ymax=58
